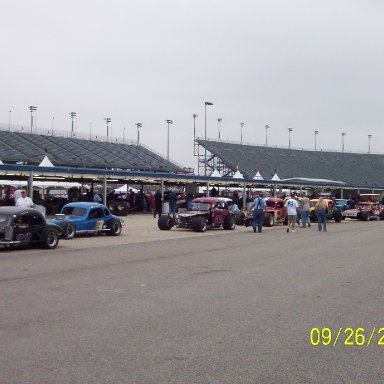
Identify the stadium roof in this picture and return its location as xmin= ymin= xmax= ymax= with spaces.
xmin=0 ymin=129 xmax=184 ymax=172
xmin=196 ymin=139 xmax=384 ymax=188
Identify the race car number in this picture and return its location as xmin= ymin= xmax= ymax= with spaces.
xmin=95 ymin=220 xmax=104 ymax=230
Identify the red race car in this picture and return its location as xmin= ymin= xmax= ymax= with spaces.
xmin=342 ymin=202 xmax=384 ymax=221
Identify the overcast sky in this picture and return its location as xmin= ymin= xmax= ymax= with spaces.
xmin=1 ymin=0 xmax=384 ymax=169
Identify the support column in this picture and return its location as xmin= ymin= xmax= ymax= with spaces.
xmin=103 ymin=175 xmax=107 ymax=206
xmin=28 ymin=172 xmax=33 ymax=198
xmin=206 ymin=181 xmax=210 ymax=198
xmin=340 ymin=189 xmax=344 ymax=199
xmin=243 ymin=183 xmax=246 ymax=210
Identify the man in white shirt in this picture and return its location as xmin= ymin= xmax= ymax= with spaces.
xmin=284 ymin=193 xmax=299 ymax=233
xmin=15 ymin=190 xmax=35 ymax=208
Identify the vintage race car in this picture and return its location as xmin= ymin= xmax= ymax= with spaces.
xmin=0 ymin=207 xmax=63 ymax=249
xmin=335 ymin=199 xmax=349 ymax=212
xmin=241 ymin=197 xmax=287 ymax=227
xmin=309 ymin=198 xmax=342 ymax=222
xmin=49 ymin=202 xmax=124 ymax=238
xmin=342 ymin=202 xmax=384 ymax=221
xmin=158 ymin=197 xmax=236 ymax=232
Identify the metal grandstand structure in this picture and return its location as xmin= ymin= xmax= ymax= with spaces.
xmin=0 ymin=124 xmax=190 ymax=173
xmin=195 ymin=138 xmax=384 ymax=188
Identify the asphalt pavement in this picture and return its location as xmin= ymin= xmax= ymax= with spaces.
xmin=1 ymin=218 xmax=384 ymax=384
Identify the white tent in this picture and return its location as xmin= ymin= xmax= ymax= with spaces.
xmin=39 ymin=155 xmax=54 ymax=167
xmin=253 ymin=171 xmax=264 ymax=180
xmin=271 ymin=173 xmax=281 ymax=181
xmin=0 ymin=159 xmax=3 ymax=164
xmin=210 ymin=169 xmax=221 ymax=177
xmin=114 ymin=185 xmax=140 ymax=193
xmin=233 ymin=170 xmax=244 ymax=179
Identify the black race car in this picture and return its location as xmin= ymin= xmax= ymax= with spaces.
xmin=0 ymin=207 xmax=63 ymax=250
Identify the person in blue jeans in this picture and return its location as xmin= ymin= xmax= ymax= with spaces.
xmin=315 ymin=197 xmax=327 ymax=231
xmin=249 ymin=193 xmax=267 ymax=233
xmin=300 ymin=195 xmax=311 ymax=228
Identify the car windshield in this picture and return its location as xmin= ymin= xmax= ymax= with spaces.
xmin=336 ymin=199 xmax=347 ymax=204
xmin=266 ymin=201 xmax=276 ymax=208
xmin=0 ymin=214 xmax=9 ymax=229
xmin=191 ymin=202 xmax=211 ymax=211
xmin=310 ymin=201 xmax=318 ymax=208
xmin=61 ymin=207 xmax=87 ymax=216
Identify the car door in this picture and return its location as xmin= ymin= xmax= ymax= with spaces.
xmin=87 ymin=208 xmax=106 ymax=232
xmin=13 ymin=213 xmax=33 ymax=245
xmin=214 ymin=202 xmax=225 ymax=226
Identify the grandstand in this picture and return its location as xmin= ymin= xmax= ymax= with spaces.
xmin=196 ymin=139 xmax=384 ymax=188
xmin=0 ymin=129 xmax=185 ymax=172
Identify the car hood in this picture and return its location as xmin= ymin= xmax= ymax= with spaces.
xmin=49 ymin=215 xmax=86 ymax=224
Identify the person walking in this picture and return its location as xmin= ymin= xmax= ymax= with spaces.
xmin=285 ymin=193 xmax=299 ymax=233
xmin=300 ymin=194 xmax=311 ymax=228
xmin=249 ymin=192 xmax=266 ymax=233
xmin=168 ymin=190 xmax=178 ymax=219
xmin=154 ymin=189 xmax=162 ymax=218
xmin=15 ymin=189 xmax=35 ymax=208
xmin=315 ymin=196 xmax=328 ymax=232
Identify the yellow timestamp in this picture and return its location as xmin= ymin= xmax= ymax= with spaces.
xmin=310 ymin=327 xmax=384 ymax=346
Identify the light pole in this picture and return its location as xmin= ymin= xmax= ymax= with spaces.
xmin=105 ymin=118 xmax=111 ymax=141
xmin=217 ymin=118 xmax=222 ymax=139
xmin=193 ymin=113 xmax=198 ymax=144
xmin=265 ymin=124 xmax=270 ymax=146
xmin=315 ymin=130 xmax=319 ymax=150
xmin=136 ymin=123 xmax=142 ymax=145
xmin=89 ymin=122 xmax=92 ymax=140
xmin=8 ymin=110 xmax=11 ymax=131
xmin=368 ymin=134 xmax=372 ymax=154
xmin=123 ymin=126 xmax=126 ymax=144
xmin=288 ymin=127 xmax=293 ymax=149
xmin=51 ymin=116 xmax=55 ymax=136
xmin=341 ymin=132 xmax=346 ymax=152
xmin=29 ymin=106 xmax=37 ymax=132
xmin=166 ymin=120 xmax=173 ymax=161
xmin=240 ymin=122 xmax=244 ymax=144
xmin=204 ymin=102 xmax=213 ymax=175
xmin=69 ymin=112 xmax=76 ymax=138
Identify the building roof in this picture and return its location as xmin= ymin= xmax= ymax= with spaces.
xmin=196 ymin=139 xmax=384 ymax=188
xmin=0 ymin=130 xmax=184 ymax=172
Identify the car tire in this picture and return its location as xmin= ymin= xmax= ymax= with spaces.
xmin=116 ymin=202 xmax=128 ymax=212
xmin=360 ymin=212 xmax=370 ymax=221
xmin=108 ymin=202 xmax=117 ymax=212
xmin=333 ymin=210 xmax=342 ymax=222
xmin=158 ymin=215 xmax=173 ymax=230
xmin=223 ymin=215 xmax=236 ymax=230
xmin=107 ymin=219 xmax=122 ymax=236
xmin=65 ymin=223 xmax=76 ymax=239
xmin=264 ymin=213 xmax=274 ymax=227
xmin=41 ymin=228 xmax=59 ymax=249
xmin=192 ymin=216 xmax=207 ymax=232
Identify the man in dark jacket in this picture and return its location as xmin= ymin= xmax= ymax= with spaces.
xmin=154 ymin=189 xmax=162 ymax=218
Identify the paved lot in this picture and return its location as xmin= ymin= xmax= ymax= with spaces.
xmin=1 ymin=217 xmax=384 ymax=383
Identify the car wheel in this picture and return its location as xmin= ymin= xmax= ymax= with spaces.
xmin=192 ymin=216 xmax=207 ymax=232
xmin=107 ymin=219 xmax=122 ymax=236
xmin=264 ymin=213 xmax=274 ymax=227
xmin=108 ymin=202 xmax=117 ymax=211
xmin=333 ymin=210 xmax=342 ymax=222
xmin=158 ymin=215 xmax=174 ymax=230
xmin=65 ymin=223 xmax=76 ymax=239
xmin=223 ymin=215 xmax=236 ymax=230
xmin=235 ymin=211 xmax=245 ymax=225
xmin=41 ymin=228 xmax=59 ymax=249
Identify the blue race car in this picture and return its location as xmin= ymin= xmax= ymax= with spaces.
xmin=49 ymin=202 xmax=124 ymax=239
